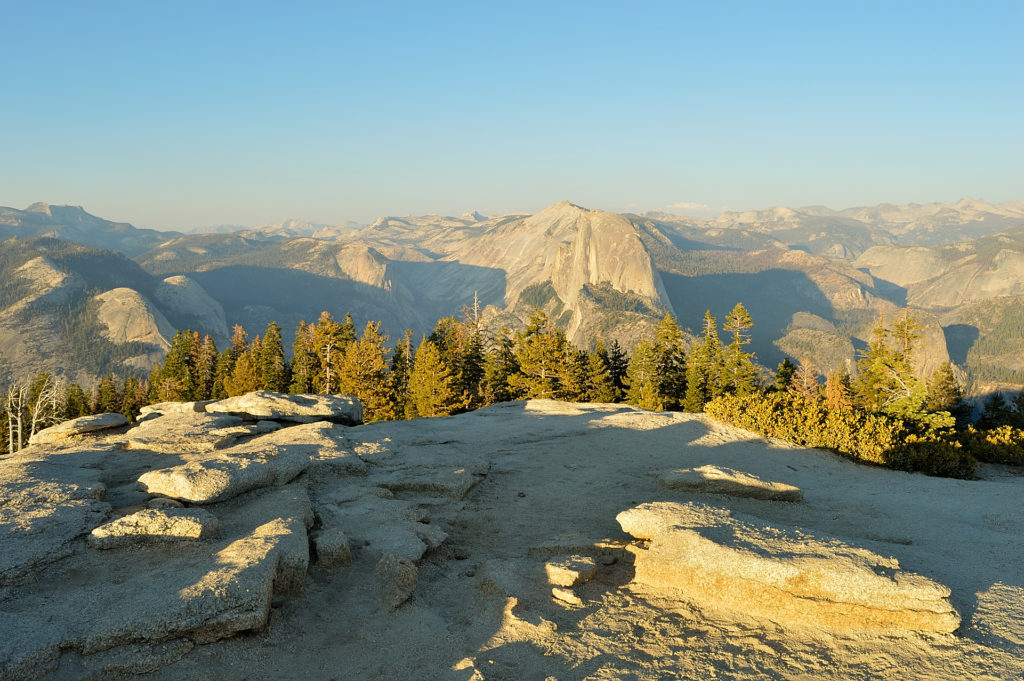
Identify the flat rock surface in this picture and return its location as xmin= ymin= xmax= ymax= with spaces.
xmin=1 ymin=398 xmax=1023 ymax=680
xmin=618 ymin=501 xmax=959 ymax=633
xmin=28 ymin=413 xmax=128 ymax=445
xmin=656 ymin=464 xmax=803 ymax=501
xmin=206 ymin=391 xmax=363 ymax=424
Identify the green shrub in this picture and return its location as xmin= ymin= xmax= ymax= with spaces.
xmin=705 ymin=392 xmax=976 ymax=479
xmin=958 ymin=425 xmax=1024 ymax=465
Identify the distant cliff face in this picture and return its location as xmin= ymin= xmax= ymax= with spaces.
xmin=3 ymin=198 xmax=1023 ymax=392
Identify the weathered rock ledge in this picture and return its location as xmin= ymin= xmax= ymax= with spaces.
xmin=617 ymin=501 xmax=960 ymax=634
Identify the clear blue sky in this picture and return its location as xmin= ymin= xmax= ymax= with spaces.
xmin=1 ymin=1 xmax=1021 ymax=229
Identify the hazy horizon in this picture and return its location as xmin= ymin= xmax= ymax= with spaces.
xmin=2 ymin=2 xmax=1021 ymax=231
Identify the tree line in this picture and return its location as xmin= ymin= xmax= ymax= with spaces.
xmin=5 ymin=303 xmax=1024 ymax=479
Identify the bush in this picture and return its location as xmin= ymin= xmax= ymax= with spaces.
xmin=958 ymin=425 xmax=1024 ymax=465
xmin=705 ymin=392 xmax=976 ymax=479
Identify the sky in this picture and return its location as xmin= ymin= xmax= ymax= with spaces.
xmin=1 ymin=1 xmax=1021 ymax=230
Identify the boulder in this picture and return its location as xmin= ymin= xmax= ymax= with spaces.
xmin=28 ymin=413 xmax=128 ymax=445
xmin=0 ymin=484 xmax=313 ymax=679
xmin=617 ymin=502 xmax=960 ymax=634
xmin=313 ymin=527 xmax=352 ymax=568
xmin=206 ymin=391 xmax=363 ymax=425
xmin=137 ymin=443 xmax=312 ymax=504
xmin=545 ymin=555 xmax=598 ymax=587
xmin=126 ymin=412 xmax=248 ymax=453
xmin=374 ymin=553 xmax=418 ymax=610
xmin=656 ymin=465 xmax=803 ymax=502
xmin=88 ymin=508 xmax=221 ymax=549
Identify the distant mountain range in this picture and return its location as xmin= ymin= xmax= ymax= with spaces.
xmin=1 ymin=198 xmax=1022 ymax=394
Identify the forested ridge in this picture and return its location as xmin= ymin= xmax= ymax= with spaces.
xmin=5 ymin=303 xmax=1024 ymax=479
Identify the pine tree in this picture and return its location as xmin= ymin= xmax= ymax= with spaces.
xmin=774 ymin=358 xmax=796 ymax=391
xmin=483 ymin=331 xmax=521 ymax=404
xmin=625 ymin=338 xmax=663 ymax=410
xmin=337 ymin=321 xmax=396 ymax=422
xmin=508 ymin=310 xmax=570 ymax=399
xmin=722 ymin=302 xmax=758 ymax=395
xmin=584 ymin=349 xmax=618 ymax=403
xmin=407 ymin=339 xmax=458 ymax=418
xmin=196 ymin=335 xmax=218 ymax=400
xmin=602 ymin=339 xmax=629 ymax=397
xmin=683 ymin=311 xmax=723 ymax=412
xmin=158 ymin=331 xmax=198 ymax=401
xmin=853 ymin=316 xmax=893 ymax=412
xmin=289 ymin=320 xmax=318 ymax=394
xmin=390 ymin=329 xmax=414 ymax=417
xmin=225 ymin=340 xmax=261 ymax=397
xmin=312 ymin=311 xmax=345 ymax=394
xmin=824 ymin=370 xmax=853 ymax=411
xmin=121 ymin=376 xmax=143 ymax=422
xmin=63 ymin=382 xmax=90 ymax=419
xmin=93 ymin=375 xmax=122 ymax=414
xmin=258 ymin=321 xmax=289 ymax=392
xmin=924 ymin=362 xmax=963 ymax=413
xmin=654 ymin=313 xmax=687 ymax=408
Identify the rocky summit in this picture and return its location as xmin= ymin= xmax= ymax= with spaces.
xmin=1 ymin=395 xmax=1023 ymax=680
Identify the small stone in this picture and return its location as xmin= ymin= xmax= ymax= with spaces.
xmin=599 ymin=554 xmax=617 ymax=566
xmin=374 ymin=553 xmax=418 ymax=610
xmin=147 ymin=497 xmax=185 ymax=510
xmin=551 ymin=587 xmax=582 ymax=606
xmin=517 ymin=491 xmax=526 ymax=498
xmin=545 ymin=555 xmax=598 ymax=587
xmin=313 ymin=528 xmax=352 ymax=568
xmin=88 ymin=508 xmax=220 ymax=549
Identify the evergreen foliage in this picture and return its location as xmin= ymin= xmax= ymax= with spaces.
xmin=407 ymin=339 xmax=458 ymax=418
xmin=683 ymin=311 xmax=724 ymax=412
xmin=337 ymin=321 xmax=395 ymax=422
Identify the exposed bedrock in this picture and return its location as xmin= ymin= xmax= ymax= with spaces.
xmin=617 ymin=501 xmax=960 ymax=634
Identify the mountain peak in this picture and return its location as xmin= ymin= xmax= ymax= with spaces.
xmin=26 ymin=202 xmax=52 ymax=215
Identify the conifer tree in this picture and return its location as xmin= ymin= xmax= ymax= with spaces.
xmin=258 ymin=322 xmax=289 ymax=392
xmin=853 ymin=316 xmax=894 ymax=411
xmin=483 ymin=331 xmax=521 ymax=404
xmin=508 ymin=310 xmax=570 ymax=399
xmin=312 ymin=312 xmax=345 ymax=394
xmin=654 ymin=313 xmax=687 ymax=408
xmin=924 ymin=362 xmax=963 ymax=413
xmin=121 ymin=376 xmax=144 ymax=421
xmin=63 ymin=382 xmax=90 ymax=419
xmin=824 ymin=370 xmax=853 ymax=410
xmin=157 ymin=331 xmax=198 ymax=401
xmin=774 ymin=358 xmax=796 ymax=391
xmin=584 ymin=349 xmax=618 ymax=403
xmin=93 ymin=375 xmax=122 ymax=414
xmin=390 ymin=329 xmax=415 ymax=416
xmin=289 ymin=320 xmax=318 ymax=393
xmin=407 ymin=339 xmax=458 ymax=418
xmin=196 ymin=335 xmax=218 ymax=400
xmin=683 ymin=311 xmax=723 ymax=412
xmin=722 ymin=302 xmax=758 ymax=395
xmin=337 ymin=321 xmax=396 ymax=422
xmin=212 ymin=324 xmax=250 ymax=399
xmin=225 ymin=339 xmax=261 ymax=397
xmin=602 ymin=339 xmax=629 ymax=396
xmin=625 ymin=338 xmax=663 ymax=410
